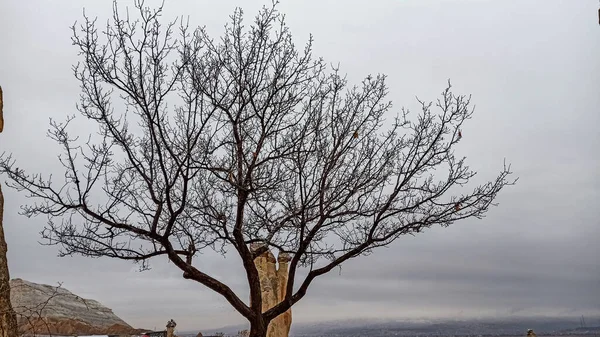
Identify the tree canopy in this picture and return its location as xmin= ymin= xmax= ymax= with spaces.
xmin=0 ymin=1 xmax=515 ymax=336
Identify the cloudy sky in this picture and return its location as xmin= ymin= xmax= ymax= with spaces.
xmin=1 ymin=0 xmax=599 ymax=332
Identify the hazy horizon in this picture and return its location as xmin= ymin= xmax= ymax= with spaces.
xmin=181 ymin=314 xmax=600 ymax=335
xmin=0 ymin=0 xmax=598 ymax=332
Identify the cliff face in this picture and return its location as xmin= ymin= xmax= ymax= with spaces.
xmin=0 ymin=86 xmax=4 ymax=132
xmin=9 ymin=278 xmax=137 ymax=335
xmin=0 ymin=85 xmax=19 ymax=337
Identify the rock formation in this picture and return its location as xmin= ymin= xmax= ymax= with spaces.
xmin=249 ymin=243 xmax=292 ymax=337
xmin=527 ymin=329 xmax=537 ymax=337
xmin=0 ymin=86 xmax=4 ymax=132
xmin=0 ymin=84 xmax=19 ymax=337
xmin=9 ymin=278 xmax=138 ymax=336
xmin=166 ymin=319 xmax=176 ymax=337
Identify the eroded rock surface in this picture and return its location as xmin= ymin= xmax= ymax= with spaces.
xmin=249 ymin=244 xmax=292 ymax=337
xmin=0 ymin=85 xmax=18 ymax=337
xmin=9 ymin=278 xmax=137 ymax=335
xmin=0 ymin=86 xmax=4 ymax=132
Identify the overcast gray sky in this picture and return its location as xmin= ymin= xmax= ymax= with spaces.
xmin=1 ymin=0 xmax=599 ymax=332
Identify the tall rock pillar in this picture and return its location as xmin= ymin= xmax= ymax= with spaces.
xmin=0 ymin=86 xmax=19 ymax=337
xmin=166 ymin=319 xmax=176 ymax=337
xmin=249 ymin=243 xmax=292 ymax=337
xmin=274 ymin=253 xmax=292 ymax=337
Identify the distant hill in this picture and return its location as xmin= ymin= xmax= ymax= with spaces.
xmin=9 ymin=278 xmax=144 ymax=336
xmin=285 ymin=317 xmax=595 ymax=337
xmin=185 ymin=316 xmax=598 ymax=337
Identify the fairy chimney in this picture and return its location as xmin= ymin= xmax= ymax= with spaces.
xmin=249 ymin=244 xmax=292 ymax=337
xmin=166 ymin=319 xmax=176 ymax=337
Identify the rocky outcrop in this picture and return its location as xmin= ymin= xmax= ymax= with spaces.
xmin=9 ymin=278 xmax=137 ymax=336
xmin=0 ymin=84 xmax=18 ymax=337
xmin=17 ymin=318 xmax=135 ymax=336
xmin=249 ymin=243 xmax=292 ymax=337
xmin=166 ymin=319 xmax=176 ymax=337
xmin=0 ymin=86 xmax=4 ymax=132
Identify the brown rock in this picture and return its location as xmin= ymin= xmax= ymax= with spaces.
xmin=274 ymin=254 xmax=291 ymax=337
xmin=166 ymin=319 xmax=176 ymax=337
xmin=0 ymin=86 xmax=4 ymax=132
xmin=0 ymin=96 xmax=18 ymax=337
xmin=249 ymin=245 xmax=292 ymax=337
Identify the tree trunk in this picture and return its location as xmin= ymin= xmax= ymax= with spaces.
xmin=249 ymin=327 xmax=267 ymax=337
xmin=0 ymin=184 xmax=19 ymax=337
xmin=249 ymin=319 xmax=268 ymax=337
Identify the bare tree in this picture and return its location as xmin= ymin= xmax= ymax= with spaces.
xmin=0 ymin=1 xmax=515 ymax=336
